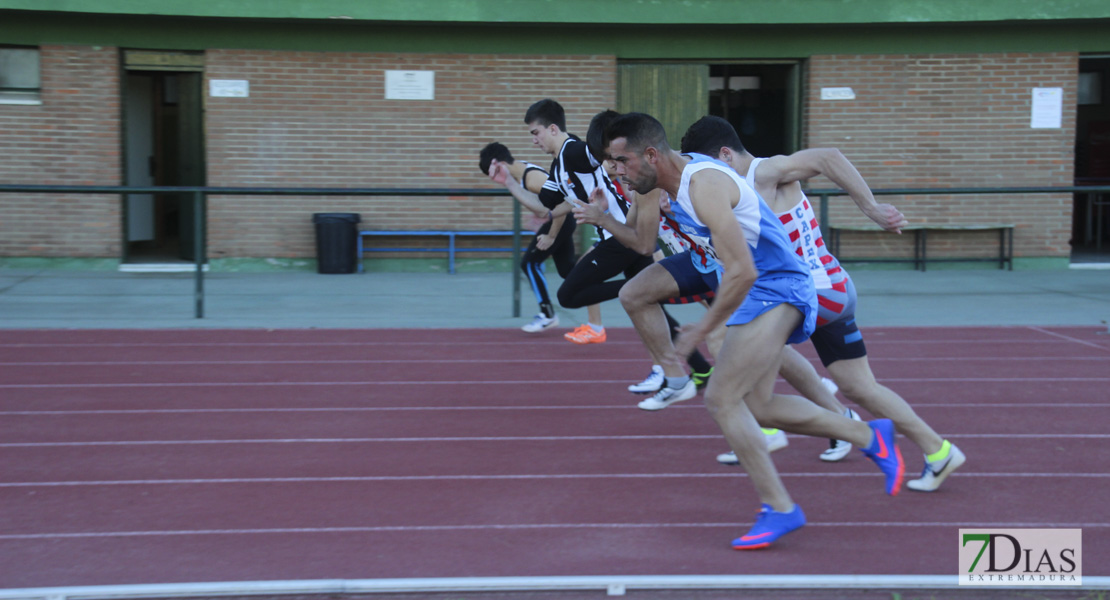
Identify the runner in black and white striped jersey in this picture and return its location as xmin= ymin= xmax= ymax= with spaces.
xmin=525 ymin=99 xmax=654 ymax=345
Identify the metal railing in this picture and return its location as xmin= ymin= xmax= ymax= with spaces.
xmin=810 ymin=185 xmax=1110 ymax=229
xmin=0 ymin=184 xmax=517 ymax=318
xmin=2 ymin=183 xmax=1109 ymax=319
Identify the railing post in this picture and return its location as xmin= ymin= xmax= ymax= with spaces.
xmin=819 ymin=193 xmax=830 ymax=230
xmin=511 ymin=198 xmax=522 ymax=318
xmin=194 ymin=190 xmax=205 ymax=319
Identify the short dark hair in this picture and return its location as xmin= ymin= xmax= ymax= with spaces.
xmin=524 ymin=99 xmax=566 ymax=132
xmin=479 ymin=142 xmax=514 ymax=175
xmin=605 ymin=112 xmax=670 ymax=154
xmin=680 ymin=115 xmax=745 ymax=157
xmin=586 ymin=109 xmax=621 ymax=161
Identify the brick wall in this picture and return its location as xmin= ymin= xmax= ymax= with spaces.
xmin=204 ymin=50 xmax=616 ymax=258
xmin=806 ymin=53 xmax=1077 ymax=260
xmin=0 ymin=45 xmax=121 ymax=257
xmin=0 ymin=46 xmax=1081 ymax=262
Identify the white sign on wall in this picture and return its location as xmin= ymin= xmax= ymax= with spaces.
xmin=209 ymin=79 xmax=250 ymax=98
xmin=385 ymin=70 xmax=435 ymax=100
xmin=820 ymin=87 xmax=856 ymax=100
xmin=1030 ymin=87 xmax=1063 ymax=129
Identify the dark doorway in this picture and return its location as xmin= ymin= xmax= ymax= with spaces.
xmin=1073 ymin=55 xmax=1110 ymax=264
xmin=122 ymin=60 xmax=204 ymax=266
xmin=708 ymin=63 xmax=800 ymax=158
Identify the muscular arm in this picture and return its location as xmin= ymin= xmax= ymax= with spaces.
xmin=489 ymin=161 xmax=548 ymax=217
xmin=755 ymin=148 xmax=906 ymax=233
xmin=500 ymin=172 xmax=550 ymax=217
xmin=514 ymin=166 xmax=574 ymax=233
xmin=572 ymin=187 xmax=660 ymax=255
xmin=538 ymin=211 xmax=568 ymax=249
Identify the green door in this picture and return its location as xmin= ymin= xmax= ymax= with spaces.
xmin=175 ymin=72 xmax=205 ymax=261
xmin=617 ymin=63 xmax=710 ymax=148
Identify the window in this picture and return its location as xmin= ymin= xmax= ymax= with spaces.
xmin=0 ymin=46 xmax=42 ymax=105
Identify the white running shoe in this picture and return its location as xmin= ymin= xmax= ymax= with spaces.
xmin=906 ymin=444 xmax=966 ymax=492
xmin=521 ymin=313 xmax=558 ymax=333
xmin=820 ymin=407 xmax=861 ymax=462
xmin=716 ymin=429 xmax=789 ymax=465
xmin=821 ymin=377 xmax=838 ymax=395
xmin=765 ymin=429 xmax=789 ymax=452
xmin=628 ymin=365 xmax=665 ymax=394
xmin=637 ymin=379 xmax=696 ymax=411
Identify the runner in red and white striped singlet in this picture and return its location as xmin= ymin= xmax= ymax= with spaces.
xmin=682 ymin=115 xmax=966 ymax=493
xmin=762 ymin=170 xmax=849 ymax=328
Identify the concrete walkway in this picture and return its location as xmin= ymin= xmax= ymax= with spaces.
xmin=1 ymin=265 xmax=1108 ymax=330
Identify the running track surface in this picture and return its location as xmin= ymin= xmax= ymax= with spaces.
xmin=1 ymin=326 xmax=1107 ymax=589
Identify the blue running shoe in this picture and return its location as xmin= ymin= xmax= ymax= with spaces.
xmin=860 ymin=419 xmax=904 ymax=496
xmin=731 ymin=503 xmax=806 ymax=550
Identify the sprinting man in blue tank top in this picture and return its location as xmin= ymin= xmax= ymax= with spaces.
xmin=603 ymin=112 xmax=905 ymax=550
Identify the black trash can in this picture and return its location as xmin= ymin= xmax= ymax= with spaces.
xmin=312 ymin=212 xmax=361 ymax=274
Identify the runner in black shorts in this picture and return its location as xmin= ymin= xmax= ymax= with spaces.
xmin=525 ymin=99 xmax=632 ymax=344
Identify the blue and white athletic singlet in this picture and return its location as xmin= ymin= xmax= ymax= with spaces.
xmin=668 ymin=153 xmax=808 ymax=280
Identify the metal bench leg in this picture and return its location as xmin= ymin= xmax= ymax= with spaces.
xmin=1006 ymin=228 xmax=1014 ymax=271
xmin=917 ymin=229 xmax=926 ymax=271
xmin=448 ymin=233 xmax=456 ymax=275
xmin=999 ymin=228 xmax=1005 ymax=270
xmin=357 ymin=235 xmax=364 ymax=273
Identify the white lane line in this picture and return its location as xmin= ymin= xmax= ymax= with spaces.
xmin=0 ymin=337 xmax=1098 ymax=349
xmin=3 ymin=376 xmax=1108 ymax=389
xmin=2 ymin=521 xmax=1107 ymax=541
xmin=3 ymin=432 xmax=1109 ymax=448
xmin=0 ymin=358 xmax=654 ymax=367
xmin=8 ymin=576 xmax=1106 ymax=600
xmin=1 ymin=435 xmax=721 ymax=447
xmin=2 ymin=402 xmax=1108 ymax=416
xmin=3 ymin=355 xmax=1108 ymax=366
xmin=0 ymin=340 xmax=647 ymax=349
xmin=2 ymin=472 xmax=1108 ymax=488
xmin=0 ymin=379 xmax=632 ymax=389
xmin=1028 ymin=325 xmax=1110 ymax=350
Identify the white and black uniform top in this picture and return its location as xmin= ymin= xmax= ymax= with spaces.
xmin=538 ymin=138 xmax=629 ymax=241
xmin=519 ymin=160 xmax=547 ymax=185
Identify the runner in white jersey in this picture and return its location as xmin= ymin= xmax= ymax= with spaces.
xmin=577 ymin=146 xmax=848 ymax=447
xmin=603 ymin=112 xmax=904 ymax=551
xmin=681 ymin=115 xmax=965 ymax=493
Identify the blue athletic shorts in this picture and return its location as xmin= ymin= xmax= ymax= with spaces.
xmin=726 ymin=274 xmax=817 ymax=345
xmin=659 ymin=251 xmax=718 ymax=302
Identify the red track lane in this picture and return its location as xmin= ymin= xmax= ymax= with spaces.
xmin=0 ymin=326 xmax=1107 ymax=589
xmin=4 ymin=405 xmax=1110 ymax=444
xmin=3 ymin=355 xmax=1107 ymax=385
xmin=4 ymin=436 xmax=1106 ymax=484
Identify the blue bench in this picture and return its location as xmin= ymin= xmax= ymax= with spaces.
xmin=827 ymin=223 xmax=1014 ymax=271
xmin=357 ymin=230 xmax=532 ymax=274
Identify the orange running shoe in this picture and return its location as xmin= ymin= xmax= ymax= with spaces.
xmin=564 ymin=324 xmax=606 ymax=344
